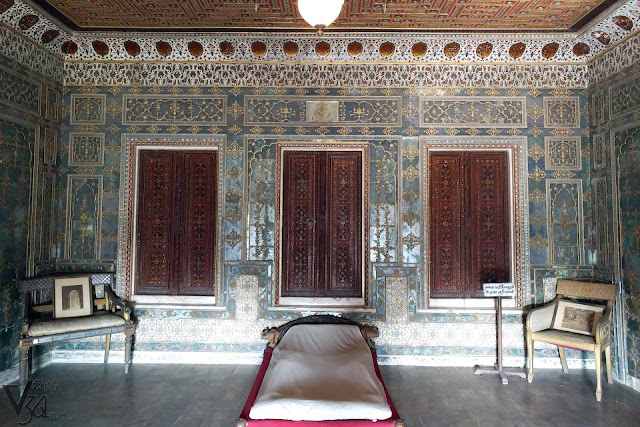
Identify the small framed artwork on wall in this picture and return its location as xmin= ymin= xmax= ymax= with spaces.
xmin=552 ymin=300 xmax=605 ymax=336
xmin=54 ymin=276 xmax=93 ymax=318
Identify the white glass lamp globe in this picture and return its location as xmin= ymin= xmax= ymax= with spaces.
xmin=298 ymin=0 xmax=344 ymax=33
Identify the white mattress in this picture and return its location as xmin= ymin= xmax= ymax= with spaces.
xmin=249 ymin=323 xmax=392 ymax=421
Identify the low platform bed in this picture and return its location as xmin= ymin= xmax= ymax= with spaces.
xmin=236 ymin=315 xmax=404 ymax=426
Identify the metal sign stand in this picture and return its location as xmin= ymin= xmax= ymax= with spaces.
xmin=474 ymin=283 xmax=527 ymax=385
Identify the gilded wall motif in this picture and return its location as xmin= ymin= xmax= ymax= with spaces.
xmin=546 ymin=180 xmax=584 ymax=265
xmin=0 ymin=63 xmax=41 ymax=115
xmin=419 ymin=96 xmax=526 ymax=128
xmin=593 ymin=132 xmax=606 ymax=170
xmin=70 ymin=94 xmax=106 ymax=125
xmin=609 ymin=74 xmax=640 ymax=120
xmin=543 ymin=97 xmax=580 ymax=128
xmin=122 ymin=95 xmax=227 ymax=126
xmin=245 ymin=96 xmax=401 ymax=127
xmin=68 ymin=133 xmax=104 ymax=166
xmin=65 ymin=175 xmax=103 ymax=260
xmin=43 ymin=125 xmax=57 ymax=166
xmin=545 ymin=137 xmax=582 ymax=170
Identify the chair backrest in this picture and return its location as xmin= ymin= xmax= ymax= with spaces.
xmin=18 ymin=274 xmax=115 ymax=316
xmin=556 ymin=279 xmax=617 ymax=302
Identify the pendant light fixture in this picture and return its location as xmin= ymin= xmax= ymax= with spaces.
xmin=298 ymin=0 xmax=344 ymax=34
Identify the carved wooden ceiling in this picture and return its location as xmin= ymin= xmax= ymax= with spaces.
xmin=32 ymin=0 xmax=617 ymax=33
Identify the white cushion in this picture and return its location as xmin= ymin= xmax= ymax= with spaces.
xmin=249 ymin=324 xmax=392 ymax=421
xmin=28 ymin=312 xmax=126 ymax=337
xmin=534 ymin=329 xmax=596 ymax=346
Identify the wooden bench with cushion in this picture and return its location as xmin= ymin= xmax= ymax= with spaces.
xmin=18 ymin=274 xmax=135 ymax=392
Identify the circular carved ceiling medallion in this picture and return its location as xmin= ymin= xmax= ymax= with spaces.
xmin=92 ymin=40 xmax=109 ymax=57
xmin=41 ymin=29 xmax=59 ymax=44
xmin=443 ymin=42 xmax=460 ymax=58
xmin=315 ymin=41 xmax=331 ymax=57
xmin=251 ymin=41 xmax=267 ymax=57
xmin=509 ymin=42 xmax=526 ymax=59
xmin=541 ymin=42 xmax=559 ymax=59
xmin=61 ymin=40 xmax=78 ymax=55
xmin=283 ymin=41 xmax=299 ymax=57
xmin=476 ymin=42 xmax=493 ymax=58
xmin=156 ymin=41 xmax=172 ymax=57
xmin=124 ymin=40 xmax=141 ymax=57
xmin=347 ymin=41 xmax=363 ymax=57
xmin=219 ymin=41 xmax=234 ymax=57
xmin=612 ymin=16 xmax=633 ymax=31
xmin=0 ymin=1 xmax=14 ymax=14
xmin=411 ymin=42 xmax=428 ymax=58
xmin=572 ymin=42 xmax=590 ymax=56
xmin=18 ymin=14 xmax=39 ymax=31
xmin=188 ymin=41 xmax=204 ymax=57
xmin=379 ymin=41 xmax=395 ymax=57
xmin=591 ymin=31 xmax=610 ymax=45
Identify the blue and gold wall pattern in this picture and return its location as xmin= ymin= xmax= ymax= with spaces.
xmin=590 ymin=62 xmax=640 ymax=384
xmin=53 ymin=83 xmax=598 ymax=364
xmin=0 ymin=54 xmax=61 ymax=377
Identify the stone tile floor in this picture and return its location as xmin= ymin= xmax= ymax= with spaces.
xmin=1 ymin=363 xmax=638 ymax=426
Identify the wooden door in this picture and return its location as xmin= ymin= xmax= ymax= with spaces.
xmin=136 ymin=150 xmax=218 ymax=296
xmin=281 ymin=151 xmax=362 ymax=298
xmin=429 ymin=151 xmax=510 ymax=298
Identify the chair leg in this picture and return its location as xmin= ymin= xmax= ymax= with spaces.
xmin=104 ymin=333 xmax=111 ymax=364
xmin=595 ymin=347 xmax=603 ymax=401
xmin=605 ymin=345 xmax=613 ymax=385
xmin=558 ymin=346 xmax=569 ymax=373
xmin=527 ymin=337 xmax=534 ymax=383
xmin=19 ymin=345 xmax=29 ymax=394
xmin=124 ymin=331 xmax=133 ymax=374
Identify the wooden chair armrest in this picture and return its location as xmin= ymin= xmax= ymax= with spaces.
xmin=526 ymin=302 xmax=556 ymax=333
xmin=596 ymin=308 xmax=612 ymax=345
xmin=261 ymin=327 xmax=280 ymax=348
xmin=104 ymin=286 xmax=133 ymax=320
xmin=361 ymin=325 xmax=379 ymax=348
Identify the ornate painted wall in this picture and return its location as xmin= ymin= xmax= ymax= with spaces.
xmin=0 ymin=52 xmax=61 ymax=382
xmin=1 ymin=0 xmax=638 ymax=382
xmin=49 ymin=79 xmax=599 ymax=367
xmin=590 ymin=59 xmax=640 ymax=387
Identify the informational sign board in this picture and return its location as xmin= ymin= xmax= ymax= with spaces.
xmin=482 ymin=283 xmax=515 ymax=298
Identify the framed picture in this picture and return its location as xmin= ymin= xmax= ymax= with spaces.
xmin=54 ymin=276 xmax=93 ymax=318
xmin=552 ymin=300 xmax=605 ymax=336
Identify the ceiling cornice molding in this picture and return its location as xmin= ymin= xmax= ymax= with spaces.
xmin=62 ymin=61 xmax=590 ymax=88
xmin=0 ymin=25 xmax=64 ymax=82
xmin=0 ymin=0 xmax=638 ymax=70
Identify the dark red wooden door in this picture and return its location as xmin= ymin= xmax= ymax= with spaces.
xmin=281 ymin=151 xmax=362 ymax=298
xmin=136 ymin=150 xmax=218 ymax=296
xmin=429 ymin=151 xmax=510 ymax=298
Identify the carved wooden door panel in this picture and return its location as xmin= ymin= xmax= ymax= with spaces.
xmin=429 ymin=151 xmax=510 ymax=298
xmin=136 ymin=151 xmax=177 ymax=295
xmin=282 ymin=152 xmax=319 ymax=296
xmin=281 ymin=151 xmax=362 ymax=298
xmin=136 ymin=150 xmax=217 ymax=296
xmin=327 ymin=153 xmax=362 ymax=297
xmin=429 ymin=153 xmax=463 ymax=297
xmin=467 ymin=152 xmax=510 ymax=296
xmin=179 ymin=152 xmax=218 ymax=296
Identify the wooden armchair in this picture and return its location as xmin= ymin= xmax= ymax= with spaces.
xmin=18 ymin=274 xmax=135 ymax=392
xmin=526 ymin=279 xmax=617 ymax=401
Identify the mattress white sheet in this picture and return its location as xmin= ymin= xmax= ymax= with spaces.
xmin=249 ymin=323 xmax=392 ymax=421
